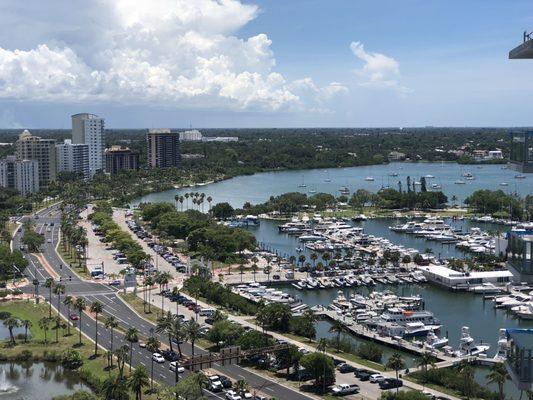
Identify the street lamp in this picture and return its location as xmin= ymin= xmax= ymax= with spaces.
xmin=509 ymin=31 xmax=533 ymax=59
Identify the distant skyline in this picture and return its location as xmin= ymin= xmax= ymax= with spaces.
xmin=1 ymin=0 xmax=533 ymax=128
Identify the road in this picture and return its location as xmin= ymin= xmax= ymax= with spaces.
xmin=14 ymin=205 xmax=312 ymax=400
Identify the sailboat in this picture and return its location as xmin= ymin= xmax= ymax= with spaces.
xmin=297 ymin=175 xmax=307 ymax=188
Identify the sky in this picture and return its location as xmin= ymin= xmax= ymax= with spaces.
xmin=1 ymin=0 xmax=533 ymax=129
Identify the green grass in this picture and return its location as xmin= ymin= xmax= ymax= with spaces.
xmin=0 ymin=300 xmax=161 ymax=399
xmin=282 ymin=332 xmax=385 ymax=372
xmin=405 ymin=373 xmax=467 ymax=399
xmin=57 ymin=240 xmax=91 ymax=280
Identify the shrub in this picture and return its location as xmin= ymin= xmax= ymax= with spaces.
xmin=15 ymin=349 xmax=33 ymax=361
xmin=0 ymin=311 xmax=11 ymax=320
xmin=62 ymin=349 xmax=83 ymax=370
xmin=356 ymin=342 xmax=383 ymax=363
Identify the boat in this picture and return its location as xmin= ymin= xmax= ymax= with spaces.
xmin=352 ymin=214 xmax=367 ymax=222
xmin=500 ymin=182 xmax=509 ymax=186
xmin=454 ymin=180 xmax=466 ymax=185
xmin=431 ymin=183 xmax=442 ymax=190
xmin=403 ymin=322 xmax=433 ymax=338
xmin=515 ymin=174 xmax=526 ymax=179
xmin=339 ymin=186 xmax=350 ymax=195
xmin=297 ymin=175 xmax=307 ymax=188
xmin=469 ymin=282 xmax=502 ymax=294
xmin=364 ymin=177 xmax=375 ymax=181
xmin=308 ymin=188 xmax=317 ymax=194
xmin=454 ymin=326 xmax=490 ymax=357
xmin=425 ymin=330 xmax=449 ymax=349
xmin=425 ymin=174 xmax=435 ymax=179
xmin=493 ymin=329 xmax=508 ymax=361
xmin=389 ymin=172 xmax=399 ymax=177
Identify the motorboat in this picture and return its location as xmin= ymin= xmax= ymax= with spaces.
xmin=365 ymin=177 xmax=375 ymax=181
xmin=515 ymin=174 xmax=526 ymax=179
xmin=500 ymin=182 xmax=509 ymax=186
xmin=403 ymin=322 xmax=433 ymax=338
xmin=425 ymin=330 xmax=449 ymax=349
xmin=454 ymin=326 xmax=490 ymax=357
xmin=469 ymin=283 xmax=502 ymax=294
xmin=493 ymin=329 xmax=508 ymax=361
xmin=454 ymin=180 xmax=466 ymax=185
xmin=339 ymin=186 xmax=350 ymax=195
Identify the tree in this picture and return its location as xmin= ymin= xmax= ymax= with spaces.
xmin=128 ymin=365 xmax=150 ymax=400
xmin=115 ymin=344 xmax=129 ymax=379
xmin=74 ymin=297 xmax=86 ymax=346
xmin=211 ymin=202 xmax=234 ymax=220
xmin=54 ymin=283 xmax=66 ymax=317
xmin=21 ymin=319 xmax=32 ymax=343
xmin=300 ymin=352 xmax=335 ymax=392
xmin=62 ymin=349 xmax=83 ymax=370
xmin=90 ymin=301 xmax=104 ymax=356
xmin=22 ymin=222 xmax=45 ymax=252
xmin=173 ymin=373 xmax=207 ymax=400
xmin=105 ymin=315 xmax=118 ymax=365
xmin=101 ymin=376 xmax=130 ymax=400
xmin=38 ymin=316 xmax=51 ymax=344
xmin=44 ymin=277 xmax=55 ymax=318
xmin=156 ymin=311 xmax=174 ymax=352
xmin=486 ymin=362 xmax=509 ymax=400
xmin=459 ymin=360 xmax=475 ymax=399
xmin=386 ymin=353 xmax=405 ymax=393
xmin=328 ymin=320 xmax=344 ymax=352
xmin=316 ymin=338 xmax=327 ymax=353
xmin=3 ymin=316 xmax=19 ymax=344
xmin=264 ymin=265 xmax=272 ymax=282
xmin=170 ymin=316 xmax=186 ymax=358
xmin=125 ymin=327 xmax=139 ymax=372
xmin=146 ymin=336 xmax=161 ymax=391
xmin=184 ymin=319 xmax=202 ymax=358
xmin=235 ymin=379 xmax=249 ymax=396
xmin=63 ymin=295 xmax=74 ymax=335
xmin=416 ymin=352 xmax=436 ymax=383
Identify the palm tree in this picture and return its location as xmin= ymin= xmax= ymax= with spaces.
xmin=310 ymin=252 xmax=318 ymax=269
xmin=44 ymin=277 xmax=55 ymax=318
xmin=53 ymin=283 xmax=65 ymax=317
xmin=155 ymin=271 xmax=171 ymax=314
xmin=184 ymin=319 xmax=202 ymax=358
xmin=386 ymin=353 xmax=405 ymax=393
xmin=264 ymin=265 xmax=272 ymax=282
xmin=416 ymin=352 xmax=436 ymax=384
xmin=3 ymin=317 xmax=19 ymax=344
xmin=170 ymin=316 xmax=186 ymax=358
xmin=235 ymin=379 xmax=249 ymax=397
xmin=53 ymin=315 xmax=62 ymax=343
xmin=207 ymin=196 xmax=212 ymax=213
xmin=74 ymin=297 xmax=86 ymax=345
xmin=38 ymin=317 xmax=51 ymax=344
xmin=459 ymin=360 xmax=475 ymax=399
xmin=156 ymin=311 xmax=174 ymax=352
xmin=125 ymin=327 xmax=139 ymax=372
xmin=316 ymin=338 xmax=327 ymax=353
xmin=105 ymin=315 xmax=119 ymax=364
xmin=63 ymin=295 xmax=74 ymax=335
xmin=146 ymin=336 xmax=161 ymax=391
xmin=328 ymin=320 xmax=344 ymax=352
xmin=89 ymin=300 xmax=103 ymax=355
xmin=144 ymin=275 xmax=155 ymax=313
xmin=22 ymin=319 xmax=32 ymax=343
xmin=238 ymin=264 xmax=245 ymax=282
xmin=101 ymin=376 xmax=129 ymax=400
xmin=486 ymin=362 xmax=509 ymax=400
xmin=128 ymin=365 xmax=150 ymax=400
xmin=114 ymin=344 xmax=129 ymax=379
xmin=251 ymin=263 xmax=258 ymax=282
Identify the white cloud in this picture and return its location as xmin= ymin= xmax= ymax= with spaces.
xmin=0 ymin=0 xmax=345 ymax=112
xmin=350 ymin=41 xmax=410 ymax=93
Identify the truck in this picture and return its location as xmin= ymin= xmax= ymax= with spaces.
xmin=206 ymin=374 xmax=223 ymax=392
xmin=331 ymin=383 xmax=360 ymax=396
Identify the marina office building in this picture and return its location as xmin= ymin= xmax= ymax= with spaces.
xmin=510 ymin=131 xmax=533 ymax=173
xmin=419 ymin=264 xmax=514 ymax=289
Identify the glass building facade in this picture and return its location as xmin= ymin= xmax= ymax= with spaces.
xmin=510 ymin=131 xmax=533 ymax=173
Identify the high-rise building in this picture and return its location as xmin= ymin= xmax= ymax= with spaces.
xmin=105 ymin=146 xmax=140 ymax=175
xmin=71 ymin=113 xmax=105 ymax=176
xmin=0 ymin=155 xmax=39 ymax=195
xmin=15 ymin=130 xmax=56 ymax=186
xmin=56 ymin=139 xmax=90 ymax=179
xmin=510 ymin=131 xmax=533 ymax=173
xmin=147 ymin=129 xmax=181 ymax=169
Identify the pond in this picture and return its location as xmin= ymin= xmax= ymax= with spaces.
xmin=0 ymin=362 xmax=90 ymax=399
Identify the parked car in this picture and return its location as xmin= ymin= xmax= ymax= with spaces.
xmin=162 ymin=349 xmax=179 ymax=361
xmin=338 ymin=363 xmax=357 ymax=373
xmin=369 ymin=374 xmax=386 ymax=383
xmin=358 ymin=372 xmax=371 ymax=381
xmin=152 ymin=353 xmax=165 ymax=363
xmin=331 ymin=383 xmax=360 ymax=396
xmin=379 ymin=378 xmax=403 ymax=390
xmin=218 ymin=375 xmax=232 ymax=389
xmin=108 ymin=280 xmax=121 ymax=286
xmin=138 ymin=341 xmax=146 ymax=348
xmin=69 ymin=313 xmax=78 ymax=321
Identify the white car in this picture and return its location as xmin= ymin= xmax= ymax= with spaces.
xmin=225 ymin=391 xmax=242 ymax=400
xmin=169 ymin=361 xmax=185 ymax=373
xmin=152 ymin=353 xmax=165 ymax=363
xmin=369 ymin=373 xmax=386 ymax=383
xmin=242 ymin=392 xmax=253 ymax=399
xmin=139 ymin=341 xmax=146 ymax=348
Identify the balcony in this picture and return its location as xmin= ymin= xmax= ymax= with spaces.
xmin=506 ymin=329 xmax=533 ymax=390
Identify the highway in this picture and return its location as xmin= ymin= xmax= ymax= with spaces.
xmin=14 ymin=204 xmax=311 ymax=400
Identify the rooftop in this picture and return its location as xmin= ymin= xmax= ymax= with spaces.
xmin=421 ymin=264 xmax=513 ymax=279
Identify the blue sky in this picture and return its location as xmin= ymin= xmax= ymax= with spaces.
xmin=0 ymin=0 xmax=533 ymax=128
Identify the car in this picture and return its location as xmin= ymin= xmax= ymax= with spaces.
xmin=331 ymin=383 xmax=360 ymax=396
xmin=69 ymin=313 xmax=78 ymax=321
xmin=241 ymin=392 xmax=253 ymax=399
xmin=162 ymin=349 xmax=180 ymax=361
xmin=207 ymin=375 xmax=223 ymax=392
xmin=338 ymin=363 xmax=357 ymax=373
xmin=218 ymin=375 xmax=232 ymax=389
xmin=169 ymin=361 xmax=185 ymax=373
xmin=47 ymin=239 xmax=52 ymax=243
xmin=354 ymin=368 xmax=372 ymax=378
xmin=369 ymin=374 xmax=386 ymax=383
xmin=108 ymin=280 xmax=121 ymax=286
xmin=152 ymin=353 xmax=165 ymax=363
xmin=138 ymin=341 xmax=146 ymax=348
xmin=379 ymin=378 xmax=403 ymax=390
xmin=358 ymin=372 xmax=371 ymax=381
xmin=253 ymin=396 xmax=267 ymax=400
xmin=225 ymin=391 xmax=242 ymax=400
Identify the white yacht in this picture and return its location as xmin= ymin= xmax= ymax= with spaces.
xmin=469 ymin=283 xmax=502 ymax=294
xmin=493 ymin=329 xmax=509 ymax=361
xmin=425 ymin=331 xmax=449 ymax=349
xmin=454 ymin=326 xmax=490 ymax=357
xmin=365 ymin=177 xmax=375 ymax=181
